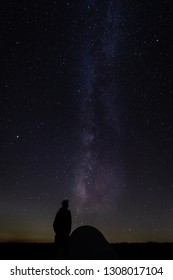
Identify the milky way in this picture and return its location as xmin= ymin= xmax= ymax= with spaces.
xmin=74 ymin=1 xmax=125 ymax=214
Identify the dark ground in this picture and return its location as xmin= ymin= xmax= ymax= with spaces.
xmin=0 ymin=242 xmax=172 ymax=260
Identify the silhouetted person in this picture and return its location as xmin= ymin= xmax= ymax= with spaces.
xmin=53 ymin=199 xmax=72 ymax=258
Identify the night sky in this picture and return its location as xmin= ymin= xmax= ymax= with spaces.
xmin=0 ymin=0 xmax=173 ymax=243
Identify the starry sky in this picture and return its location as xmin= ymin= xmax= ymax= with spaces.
xmin=0 ymin=0 xmax=173 ymax=243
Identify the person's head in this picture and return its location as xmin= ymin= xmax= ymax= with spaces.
xmin=62 ymin=199 xmax=69 ymax=208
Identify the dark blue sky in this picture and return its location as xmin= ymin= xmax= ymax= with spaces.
xmin=0 ymin=0 xmax=173 ymax=242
